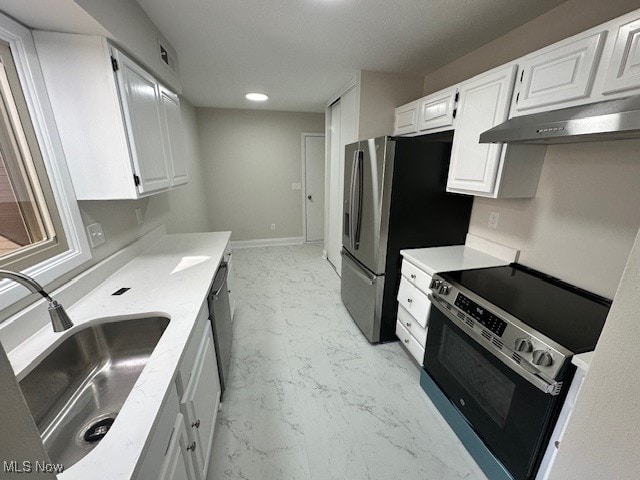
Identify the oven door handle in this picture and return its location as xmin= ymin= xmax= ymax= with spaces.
xmin=428 ymin=294 xmax=563 ymax=396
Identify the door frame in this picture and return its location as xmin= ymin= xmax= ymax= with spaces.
xmin=301 ymin=132 xmax=325 ymax=243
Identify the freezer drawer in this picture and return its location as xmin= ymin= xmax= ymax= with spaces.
xmin=340 ymin=249 xmax=385 ymax=343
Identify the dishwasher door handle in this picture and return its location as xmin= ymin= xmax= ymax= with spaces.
xmin=211 ymin=263 xmax=229 ymax=298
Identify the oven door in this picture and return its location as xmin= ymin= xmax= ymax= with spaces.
xmin=423 ymin=300 xmax=564 ymax=480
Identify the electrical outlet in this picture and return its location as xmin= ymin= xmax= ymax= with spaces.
xmin=86 ymin=222 xmax=106 ymax=247
xmin=291 ymin=183 xmax=301 ymax=190
xmin=271 ymin=224 xmax=276 ymax=231
xmin=134 ymin=207 xmax=143 ymax=225
xmin=488 ymin=211 xmax=500 ymax=229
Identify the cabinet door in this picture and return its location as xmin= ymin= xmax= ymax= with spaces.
xmin=114 ymin=49 xmax=171 ymax=194
xmin=602 ymin=17 xmax=640 ymax=95
xmin=447 ymin=65 xmax=517 ymax=195
xmin=394 ymin=100 xmax=419 ymax=135
xmin=158 ymin=413 xmax=198 ymax=480
xmin=417 ymin=87 xmax=457 ymax=131
xmin=513 ymin=32 xmax=605 ymax=114
xmin=180 ymin=328 xmax=221 ymax=479
xmin=160 ymin=86 xmax=189 ymax=186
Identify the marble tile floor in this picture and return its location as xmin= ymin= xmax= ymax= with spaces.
xmin=207 ymin=244 xmax=487 ymax=480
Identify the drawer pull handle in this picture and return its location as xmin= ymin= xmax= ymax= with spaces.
xmin=407 ymin=298 xmax=413 ymax=303
xmin=406 ymin=322 xmax=412 ymax=327
xmin=404 ymin=339 xmax=410 ymax=344
xmin=192 ymin=420 xmax=200 ymax=429
xmin=410 ymin=274 xmax=416 ymax=279
xmin=187 ymin=441 xmax=197 ymax=452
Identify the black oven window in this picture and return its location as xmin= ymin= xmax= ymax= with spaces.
xmin=438 ymin=324 xmax=516 ymax=427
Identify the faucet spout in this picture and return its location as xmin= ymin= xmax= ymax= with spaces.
xmin=0 ymin=269 xmax=73 ymax=332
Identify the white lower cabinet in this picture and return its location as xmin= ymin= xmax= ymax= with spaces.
xmin=396 ymin=263 xmax=432 ymax=365
xmin=180 ymin=328 xmax=221 ymax=480
xmin=159 ymin=413 xmax=198 ymax=480
xmin=137 ymin=302 xmax=221 ymax=480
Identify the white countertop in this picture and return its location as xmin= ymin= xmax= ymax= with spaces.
xmin=8 ymin=231 xmax=230 ymax=480
xmin=400 ymin=245 xmax=511 ymax=276
xmin=572 ymin=351 xmax=593 ymax=372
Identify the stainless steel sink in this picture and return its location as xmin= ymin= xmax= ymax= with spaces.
xmin=19 ymin=316 xmax=170 ymax=469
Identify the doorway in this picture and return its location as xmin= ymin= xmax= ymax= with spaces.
xmin=302 ymin=133 xmax=325 ymax=243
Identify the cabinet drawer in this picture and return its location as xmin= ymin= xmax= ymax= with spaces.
xmin=401 ymin=259 xmax=432 ymax=295
xmin=396 ymin=321 xmax=425 ymax=365
xmin=397 ymin=278 xmax=430 ymax=328
xmin=397 ymin=305 xmax=428 ymax=346
xmin=394 ymin=100 xmax=419 ymax=135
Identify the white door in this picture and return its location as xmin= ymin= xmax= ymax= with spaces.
xmin=160 ymin=86 xmax=188 ymax=186
xmin=447 ymin=65 xmax=517 ymax=195
xmin=113 ymin=49 xmax=171 ymax=194
xmin=327 ymin=86 xmax=357 ymax=274
xmin=303 ymin=134 xmax=325 ymax=242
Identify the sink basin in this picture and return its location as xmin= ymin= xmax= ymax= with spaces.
xmin=19 ymin=316 xmax=170 ymax=469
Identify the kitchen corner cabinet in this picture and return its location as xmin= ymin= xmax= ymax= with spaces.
xmin=33 ymin=32 xmax=188 ymax=200
xmin=447 ymin=65 xmax=545 ymax=198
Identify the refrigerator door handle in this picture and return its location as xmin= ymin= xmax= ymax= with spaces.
xmin=341 ymin=250 xmax=375 ymax=285
xmin=348 ymin=150 xmax=359 ymax=250
xmin=352 ymin=150 xmax=364 ymax=250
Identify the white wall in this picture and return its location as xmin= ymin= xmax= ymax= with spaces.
xmin=74 ymin=0 xmax=181 ymax=92
xmin=469 ymin=140 xmax=640 ymax=299
xmin=548 ymin=226 xmax=640 ymax=480
xmin=196 ymin=108 xmax=325 ymax=242
xmin=423 ymin=0 xmax=640 ymax=95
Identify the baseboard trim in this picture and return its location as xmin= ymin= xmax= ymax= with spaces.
xmin=229 ymin=237 xmax=304 ymax=249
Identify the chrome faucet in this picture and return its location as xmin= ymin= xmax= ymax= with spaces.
xmin=0 ymin=269 xmax=73 ymax=332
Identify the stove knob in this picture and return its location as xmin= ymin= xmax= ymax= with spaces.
xmin=431 ymin=279 xmax=442 ymax=290
xmin=532 ymin=350 xmax=554 ymax=367
xmin=514 ymin=338 xmax=533 ymax=353
xmin=440 ymin=284 xmax=450 ymax=295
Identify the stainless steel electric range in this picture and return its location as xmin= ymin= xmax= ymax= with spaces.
xmin=421 ymin=264 xmax=611 ymax=480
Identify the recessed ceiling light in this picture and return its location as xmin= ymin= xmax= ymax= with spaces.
xmin=245 ymin=92 xmax=269 ymax=102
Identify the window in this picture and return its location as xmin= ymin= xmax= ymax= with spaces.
xmin=0 ymin=41 xmax=68 ymax=270
xmin=0 ymin=13 xmax=91 ymax=313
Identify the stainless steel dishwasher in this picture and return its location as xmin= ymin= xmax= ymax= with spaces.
xmin=208 ymin=262 xmax=232 ymax=397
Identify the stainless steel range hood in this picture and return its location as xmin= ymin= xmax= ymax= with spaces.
xmin=480 ymin=95 xmax=640 ymax=144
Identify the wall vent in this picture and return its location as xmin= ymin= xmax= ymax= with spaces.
xmin=158 ymin=38 xmax=178 ymax=74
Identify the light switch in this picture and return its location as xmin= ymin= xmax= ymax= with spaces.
xmin=488 ymin=211 xmax=500 ymax=229
xmin=87 ymin=222 xmax=106 ymax=247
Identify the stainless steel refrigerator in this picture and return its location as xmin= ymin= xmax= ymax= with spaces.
xmin=340 ymin=135 xmax=473 ymax=343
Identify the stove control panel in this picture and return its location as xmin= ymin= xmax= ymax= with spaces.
xmin=454 ymin=293 xmax=507 ymax=337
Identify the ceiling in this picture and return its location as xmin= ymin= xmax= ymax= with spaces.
xmin=136 ymin=0 xmax=568 ymax=112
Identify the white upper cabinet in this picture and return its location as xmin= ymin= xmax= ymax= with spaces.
xmin=447 ymin=65 xmax=515 ymax=195
xmin=33 ymin=32 xmax=188 ymax=200
xmin=113 ymin=48 xmax=172 ymax=194
xmin=393 ymin=100 xmax=420 ymax=135
xmin=602 ymin=16 xmax=640 ymax=96
xmin=417 ymin=86 xmax=458 ymax=131
xmin=512 ymin=31 xmax=606 ymax=115
xmin=160 ymin=86 xmax=189 ymax=186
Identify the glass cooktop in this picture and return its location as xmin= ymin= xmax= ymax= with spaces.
xmin=439 ymin=264 xmax=611 ymax=354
